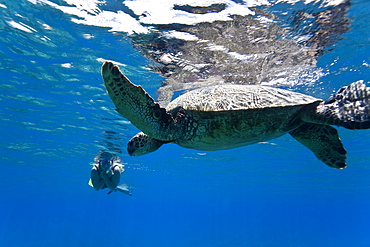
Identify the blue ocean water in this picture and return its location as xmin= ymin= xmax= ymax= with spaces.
xmin=1 ymin=0 xmax=370 ymax=246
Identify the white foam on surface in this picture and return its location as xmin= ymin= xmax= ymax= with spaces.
xmin=71 ymin=10 xmax=149 ymax=34
xmin=275 ymin=0 xmax=346 ymax=7
xmin=26 ymin=0 xmax=345 ymax=36
xmin=124 ymin=0 xmax=259 ymax=25
xmin=6 ymin=20 xmax=37 ymax=33
xmin=27 ymin=0 xmax=149 ymax=34
xmin=163 ymin=31 xmax=200 ymax=41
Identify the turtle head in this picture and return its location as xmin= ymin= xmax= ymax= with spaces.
xmin=127 ymin=132 xmax=165 ymax=156
xmin=102 ymin=62 xmax=179 ymax=141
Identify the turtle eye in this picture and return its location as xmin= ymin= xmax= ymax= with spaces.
xmin=153 ymin=109 xmax=161 ymax=119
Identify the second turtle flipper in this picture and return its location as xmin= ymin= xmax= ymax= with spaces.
xmin=306 ymin=81 xmax=370 ymax=130
xmin=289 ymin=123 xmax=347 ymax=169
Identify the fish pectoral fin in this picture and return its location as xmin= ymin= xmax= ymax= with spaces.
xmin=289 ymin=123 xmax=347 ymax=169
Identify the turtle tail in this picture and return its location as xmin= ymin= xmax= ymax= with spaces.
xmin=305 ymin=81 xmax=370 ymax=130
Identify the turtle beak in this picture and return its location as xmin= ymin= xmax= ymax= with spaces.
xmin=127 ymin=140 xmax=138 ymax=156
xmin=127 ymin=146 xmax=135 ymax=156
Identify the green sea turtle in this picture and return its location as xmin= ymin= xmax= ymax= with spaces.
xmin=101 ymin=61 xmax=370 ymax=169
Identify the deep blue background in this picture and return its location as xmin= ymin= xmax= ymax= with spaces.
xmin=1 ymin=0 xmax=370 ymax=246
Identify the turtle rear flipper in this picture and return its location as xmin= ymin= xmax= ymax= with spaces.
xmin=306 ymin=81 xmax=370 ymax=129
xmin=289 ymin=123 xmax=347 ymax=169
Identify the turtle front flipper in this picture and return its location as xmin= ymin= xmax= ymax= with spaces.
xmin=102 ymin=62 xmax=177 ymax=141
xmin=289 ymin=123 xmax=347 ymax=169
